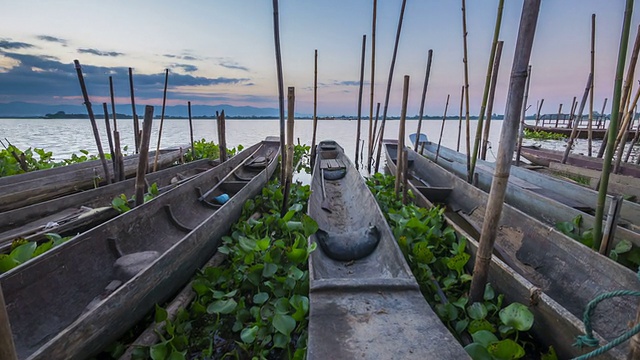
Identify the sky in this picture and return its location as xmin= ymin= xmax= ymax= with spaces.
xmin=0 ymin=0 xmax=639 ymax=117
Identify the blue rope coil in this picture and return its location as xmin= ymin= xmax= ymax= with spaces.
xmin=571 ymin=269 xmax=640 ymax=360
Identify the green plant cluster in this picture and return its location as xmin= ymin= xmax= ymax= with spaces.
xmin=111 ymin=183 xmax=160 ymax=213
xmin=523 ymin=128 xmax=566 ymax=140
xmin=124 ymin=180 xmax=317 ymax=360
xmin=556 ymin=215 xmax=640 ymax=269
xmin=293 ymin=143 xmax=312 ymax=174
xmin=0 ymin=233 xmax=73 ymax=273
xmin=366 ymin=173 xmax=555 ymax=360
xmin=184 ymin=139 xmax=244 ymax=162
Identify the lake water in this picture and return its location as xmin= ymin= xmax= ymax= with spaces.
xmin=0 ymin=117 xmax=636 ymax=173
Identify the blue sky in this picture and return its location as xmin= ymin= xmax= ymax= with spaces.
xmin=0 ymin=0 xmax=639 ymax=116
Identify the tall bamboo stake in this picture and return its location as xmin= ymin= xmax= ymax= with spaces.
xmin=457 ymin=86 xmax=464 ymax=152
xmin=469 ymin=0 xmax=541 ymax=303
xmin=73 ymin=60 xmax=111 ymax=185
xmin=555 ymin=103 xmax=563 ymax=127
xmin=367 ymin=0 xmax=378 ymax=173
xmin=153 ymin=69 xmax=169 ymax=172
xmin=129 ymin=67 xmax=140 ymax=153
xmin=188 ymin=101 xmax=195 ymax=160
xmin=470 ymin=0 xmax=504 ymax=180
xmin=217 ymin=110 xmax=228 ymax=163
xmin=374 ymin=0 xmax=407 ymax=173
xmin=588 ymin=14 xmax=596 ymax=156
xmin=109 ymin=76 xmax=118 ymax=132
xmin=272 ymin=0 xmax=286 ymax=185
xmin=311 ymin=50 xmax=319 ymax=168
xmin=568 ymin=96 xmax=578 ymax=128
xmin=355 ymin=35 xmax=367 ymax=169
xmin=0 ymin=285 xmax=17 ymax=360
xmin=514 ymin=65 xmax=532 ymax=166
xmin=534 ymin=99 xmax=544 ymax=129
xmin=414 ymin=50 xmax=433 ymax=152
xmin=371 ymin=102 xmax=381 ymax=159
xmin=395 ymin=75 xmax=410 ymax=196
xmin=481 ymin=41 xmax=504 ymax=160
xmin=282 ymin=87 xmax=295 ymax=216
xmin=562 ymin=73 xmax=593 ymax=163
xmin=461 ymin=0 xmax=472 ymax=182
xmin=435 ymin=94 xmax=451 ymax=163
xmin=614 ymin=87 xmax=640 ymax=172
xmin=113 ymin=131 xmax=125 ymax=181
xmin=102 ymin=102 xmax=116 ymax=171
xmin=598 ymin=98 xmax=608 ymax=129
xmin=135 ymin=106 xmax=154 ymax=207
xmin=625 ymin=106 xmax=639 ymax=162
xmin=593 ymin=0 xmax=634 ymax=252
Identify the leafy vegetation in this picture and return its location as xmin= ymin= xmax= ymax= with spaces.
xmin=0 ymin=233 xmax=74 ymax=274
xmin=112 ymin=183 xmax=160 ymax=213
xmin=183 ymin=139 xmax=243 ymax=162
xmin=366 ymin=173 xmax=554 ymax=360
xmin=523 ymin=129 xmax=566 ymax=140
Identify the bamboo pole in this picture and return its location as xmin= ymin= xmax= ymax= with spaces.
xmin=402 ymin=148 xmax=409 ymax=204
xmin=109 ymin=76 xmax=118 ymax=133
xmin=599 ymin=195 xmax=623 ymax=255
xmin=594 ymin=0 xmax=634 ymax=252
xmin=188 ymin=101 xmax=195 ymax=160
xmin=625 ymin=106 xmax=639 ymax=162
xmin=414 ymin=50 xmax=433 ymax=152
xmin=371 ymin=102 xmax=381 ymax=159
xmin=555 ymin=103 xmax=563 ymax=127
xmin=153 ymin=69 xmax=169 ymax=172
xmin=598 ymin=98 xmax=608 ymax=129
xmin=469 ymin=0 xmax=541 ymax=303
xmin=217 ymin=110 xmax=228 ymax=163
xmin=457 ymin=86 xmax=464 ymax=152
xmin=272 ymin=0 xmax=287 ymax=185
xmin=629 ymin=304 xmax=640 ymax=360
xmin=102 ymin=102 xmax=116 ymax=173
xmin=73 ymin=60 xmax=111 ymax=185
xmin=311 ymin=50 xmax=319 ymax=169
xmin=367 ymin=0 xmax=377 ymax=173
xmin=514 ymin=65 xmax=532 ymax=166
xmin=481 ymin=41 xmax=504 ymax=160
xmin=113 ymin=130 xmax=125 ymax=181
xmin=461 ymin=0 xmax=472 ymax=182
xmin=568 ymin=96 xmax=578 ymax=128
xmin=614 ymin=87 xmax=640 ymax=172
xmin=395 ymin=76 xmax=410 ymax=197
xmin=374 ymin=0 xmax=407 ymax=173
xmin=562 ymin=74 xmax=593 ymax=164
xmin=588 ymin=14 xmax=596 ymax=156
xmin=470 ymin=0 xmax=504 ymax=180
xmin=129 ymin=67 xmax=140 ymax=153
xmin=0 ymin=285 xmax=17 ymax=360
xmin=435 ymin=94 xmax=451 ymax=163
xmin=135 ymin=106 xmax=154 ymax=207
xmin=282 ymin=87 xmax=295 ymax=216
xmin=534 ymin=99 xmax=544 ymax=129
xmin=355 ymin=35 xmax=367 ymax=169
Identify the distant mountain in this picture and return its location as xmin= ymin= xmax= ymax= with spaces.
xmin=0 ymin=102 xmax=281 ymax=118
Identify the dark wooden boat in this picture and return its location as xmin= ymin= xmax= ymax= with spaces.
xmin=1 ymin=137 xmax=279 ymax=360
xmin=519 ymin=145 xmax=640 ymax=179
xmin=522 ymin=123 xmax=636 ymax=140
xmin=385 ymin=141 xmax=638 ymax=359
xmin=416 ymin=141 xmax=640 ymax=248
xmin=0 ymin=147 xmax=186 ymax=212
xmin=307 ymin=140 xmax=468 ymax=359
xmin=0 ymin=158 xmax=221 ymax=249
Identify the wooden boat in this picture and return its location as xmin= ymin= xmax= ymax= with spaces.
xmin=415 ymin=141 xmax=640 ymax=249
xmin=519 ymin=145 xmax=640 ymax=179
xmin=546 ymin=161 xmax=640 ymax=201
xmin=522 ymin=123 xmax=636 ymax=140
xmin=385 ymin=141 xmax=638 ymax=359
xmin=1 ymin=137 xmax=280 ymax=360
xmin=0 ymin=147 xmax=186 ymax=212
xmin=307 ymin=140 xmax=468 ymax=359
xmin=0 ymin=158 xmax=221 ymax=249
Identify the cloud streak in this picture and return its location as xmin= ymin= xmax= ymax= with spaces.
xmin=37 ymin=35 xmax=67 ymax=45
xmin=0 ymin=40 xmax=34 ymax=50
xmin=219 ymin=61 xmax=249 ymax=72
xmin=78 ymin=48 xmax=124 ymax=57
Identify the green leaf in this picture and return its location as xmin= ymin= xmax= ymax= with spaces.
xmin=10 ymin=242 xmax=37 ymax=264
xmin=207 ymin=299 xmax=237 ymax=314
xmin=446 ymin=252 xmax=470 ymax=275
xmin=412 ymin=242 xmax=434 ymax=263
xmin=282 ymin=209 xmax=296 ymax=222
xmin=555 ymin=221 xmax=575 ymax=236
xmin=32 ymin=240 xmax=53 ymax=258
xmin=150 ymin=342 xmax=168 ymax=360
xmin=273 ymin=332 xmax=289 ymax=349
xmin=471 ymin=330 xmax=498 ymax=348
xmin=0 ymin=254 xmax=19 ymax=273
xmin=301 ymin=214 xmax=319 ymax=237
xmin=253 ymin=292 xmax=269 ymax=305
xmin=464 ymin=343 xmax=493 ymax=360
xmin=256 ymin=237 xmax=270 ymax=251
xmin=467 ymin=302 xmax=488 ymax=320
xmin=241 ymin=325 xmax=259 ymax=344
xmin=541 ymin=345 xmax=559 ymax=360
xmin=614 ymin=239 xmax=633 ymax=255
xmin=239 ymin=236 xmax=257 ymax=252
xmin=155 ymin=304 xmax=168 ymax=323
xmin=272 ymin=313 xmax=296 ymax=337
xmin=262 ymin=262 xmax=278 ymax=278
xmin=289 ymin=203 xmax=303 ymax=213
xmin=487 ymin=339 xmax=525 ymax=359
xmin=484 ymin=283 xmax=495 ymax=301
xmin=455 ymin=319 xmax=469 ymax=335
xmin=499 ymin=303 xmax=534 ymax=331
xmin=468 ymin=319 xmax=495 ymax=334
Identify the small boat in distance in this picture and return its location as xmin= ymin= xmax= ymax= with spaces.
xmin=307 ymin=140 xmax=469 ymax=359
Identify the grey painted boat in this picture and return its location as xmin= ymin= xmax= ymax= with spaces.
xmin=307 ymin=140 xmax=469 ymax=359
xmin=385 ymin=141 xmax=637 ymax=359
xmin=0 ymin=147 xmax=186 ymax=212
xmin=0 ymin=158 xmax=220 ymax=249
xmin=416 ymin=141 xmax=640 ymax=251
xmin=1 ymin=138 xmax=279 ymax=360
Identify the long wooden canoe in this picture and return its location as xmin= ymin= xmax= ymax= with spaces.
xmin=0 ymin=147 xmax=186 ymax=212
xmin=522 ymin=123 xmax=637 ymax=140
xmin=519 ymin=145 xmax=640 ymax=179
xmin=416 ymin=141 xmax=640 ymax=250
xmin=385 ymin=141 xmax=637 ymax=359
xmin=1 ymin=137 xmax=279 ymax=360
xmin=307 ymin=140 xmax=469 ymax=359
xmin=0 ymin=158 xmax=220 ymax=248
xmin=546 ymin=161 xmax=640 ymax=201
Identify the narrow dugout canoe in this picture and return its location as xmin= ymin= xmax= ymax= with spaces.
xmin=1 ymin=137 xmax=279 ymax=360
xmin=385 ymin=141 xmax=638 ymax=359
xmin=0 ymin=147 xmax=186 ymax=212
xmin=307 ymin=140 xmax=469 ymax=359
